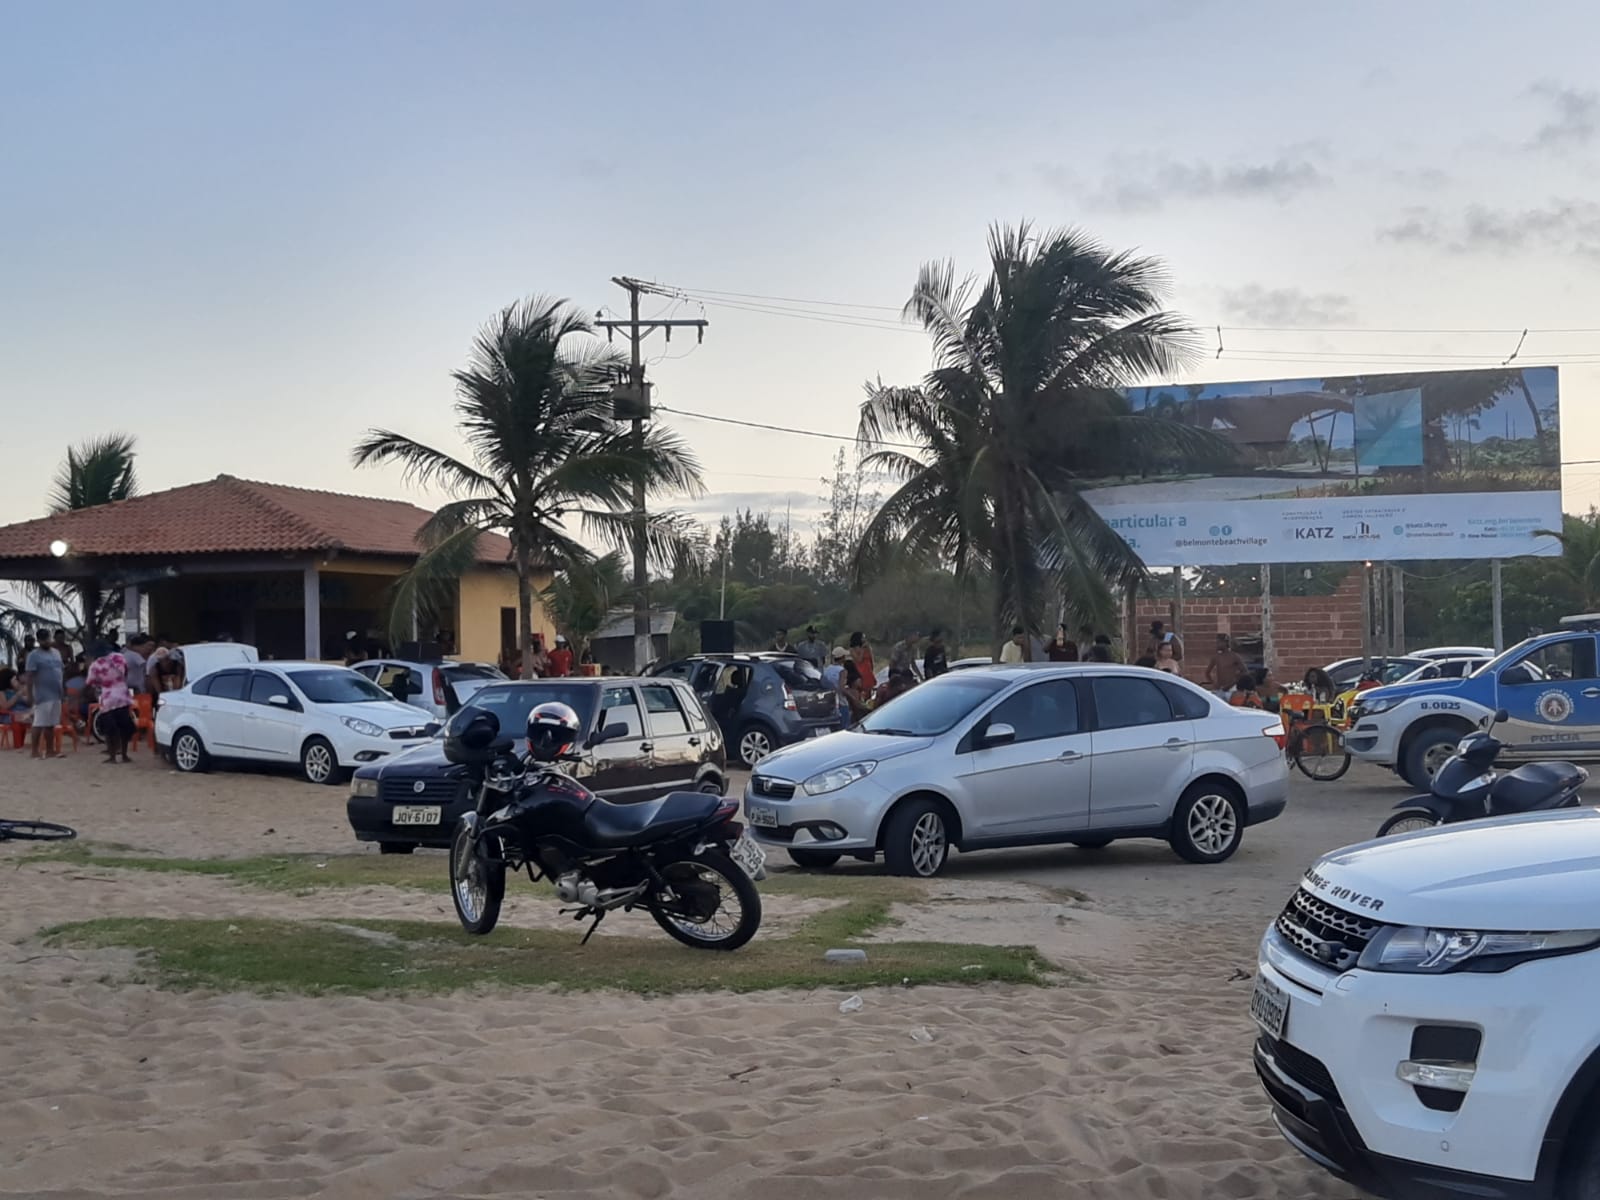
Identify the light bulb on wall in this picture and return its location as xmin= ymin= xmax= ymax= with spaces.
xmin=49 ymin=539 xmax=68 ymax=558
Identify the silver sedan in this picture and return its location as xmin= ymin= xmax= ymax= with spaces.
xmin=743 ymin=663 xmax=1290 ymax=877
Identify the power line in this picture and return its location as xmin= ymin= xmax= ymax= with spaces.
xmin=640 ymin=281 xmax=903 ymax=313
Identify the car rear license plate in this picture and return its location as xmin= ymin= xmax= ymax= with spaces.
xmin=746 ymin=804 xmax=779 ymax=829
xmin=809 ymin=726 xmax=830 ymax=738
xmin=392 ymin=805 xmax=442 ymax=826
xmin=730 ymin=833 xmax=767 ymax=878
xmin=1250 ymin=974 xmax=1289 ymax=1038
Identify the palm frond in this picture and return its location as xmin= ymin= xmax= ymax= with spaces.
xmin=350 ymin=430 xmax=503 ymax=499
xmin=50 ymin=435 xmax=139 ymax=512
xmin=381 ymin=522 xmax=489 ymax=645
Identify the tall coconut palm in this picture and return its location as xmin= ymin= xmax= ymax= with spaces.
xmin=14 ymin=434 xmax=141 ymax=638
xmin=856 ymin=222 xmax=1230 ymax=647
xmin=353 ymin=296 xmax=703 ymax=677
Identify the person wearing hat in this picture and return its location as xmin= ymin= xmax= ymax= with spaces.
xmin=824 ymin=646 xmax=867 ymax=725
xmin=794 ymin=625 xmax=828 ymax=670
xmin=548 ymin=635 xmax=574 ymax=678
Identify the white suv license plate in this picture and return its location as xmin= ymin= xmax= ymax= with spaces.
xmin=746 ymin=804 xmax=779 ymax=829
xmin=1250 ymin=975 xmax=1289 ymax=1038
xmin=391 ymin=805 xmax=442 ymax=826
xmin=730 ymin=833 xmax=767 ymax=878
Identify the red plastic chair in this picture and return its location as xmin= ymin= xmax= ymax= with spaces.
xmin=129 ymin=694 xmax=157 ymax=752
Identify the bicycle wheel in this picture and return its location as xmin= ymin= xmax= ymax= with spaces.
xmin=0 ymin=819 xmax=78 ymax=842
xmin=1292 ymin=723 xmax=1352 ymax=781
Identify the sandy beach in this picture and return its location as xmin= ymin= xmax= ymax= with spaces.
xmin=0 ymin=749 xmax=1390 ymax=1199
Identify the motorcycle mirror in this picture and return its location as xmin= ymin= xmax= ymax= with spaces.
xmin=1494 ymin=708 xmax=1509 ymax=724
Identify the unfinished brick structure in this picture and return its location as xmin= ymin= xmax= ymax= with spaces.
xmin=1129 ymin=566 xmax=1366 ymax=684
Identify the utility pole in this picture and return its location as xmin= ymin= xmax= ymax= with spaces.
xmin=597 ymin=278 xmax=707 ymax=671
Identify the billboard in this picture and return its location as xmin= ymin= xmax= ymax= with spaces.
xmin=1087 ymin=366 xmax=1562 ymax=566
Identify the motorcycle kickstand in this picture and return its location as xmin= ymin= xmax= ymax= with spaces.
xmin=579 ymin=909 xmax=606 ymax=945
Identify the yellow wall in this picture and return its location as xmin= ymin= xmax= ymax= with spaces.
xmin=457 ymin=567 xmax=554 ymax=662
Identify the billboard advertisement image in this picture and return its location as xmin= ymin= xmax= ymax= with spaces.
xmin=1088 ymin=366 xmax=1562 ymax=566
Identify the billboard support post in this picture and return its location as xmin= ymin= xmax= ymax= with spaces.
xmin=1172 ymin=567 xmax=1184 ymax=646
xmin=1492 ymin=559 xmax=1504 ymax=653
xmin=1361 ymin=562 xmax=1375 ymax=669
xmin=1260 ymin=565 xmax=1274 ymax=670
xmin=1392 ymin=565 xmax=1406 ymax=654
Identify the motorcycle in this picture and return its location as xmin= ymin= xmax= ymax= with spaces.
xmin=445 ymin=705 xmax=765 ymax=951
xmin=1377 ymin=708 xmax=1588 ymax=837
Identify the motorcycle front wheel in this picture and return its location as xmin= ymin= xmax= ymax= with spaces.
xmin=1377 ymin=809 xmax=1442 ymax=838
xmin=450 ymin=823 xmax=506 ymax=936
xmin=648 ymin=849 xmax=762 ymax=951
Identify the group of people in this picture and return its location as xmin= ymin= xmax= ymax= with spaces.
xmin=775 ymin=625 xmax=951 ymax=725
xmin=497 ymin=635 xmax=589 ymax=679
xmin=0 ymin=630 xmax=184 ymax=762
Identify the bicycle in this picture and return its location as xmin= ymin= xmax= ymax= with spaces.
xmin=1279 ymin=692 xmax=1353 ymax=782
xmin=0 ymin=819 xmax=77 ymax=842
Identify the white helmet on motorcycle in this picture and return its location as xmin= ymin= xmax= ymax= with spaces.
xmin=527 ymin=701 xmax=582 ymax=762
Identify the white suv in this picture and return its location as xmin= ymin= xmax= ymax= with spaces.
xmin=1254 ymin=810 xmax=1600 ymax=1199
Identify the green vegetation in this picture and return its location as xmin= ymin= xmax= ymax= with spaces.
xmin=31 ymin=846 xmax=1051 ymax=995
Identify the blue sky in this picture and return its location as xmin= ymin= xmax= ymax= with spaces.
xmin=5 ymin=0 xmax=1600 ymax=535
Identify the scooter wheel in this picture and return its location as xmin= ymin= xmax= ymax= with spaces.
xmin=1377 ymin=809 xmax=1442 ymax=838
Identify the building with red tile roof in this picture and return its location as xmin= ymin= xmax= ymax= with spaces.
xmin=0 ymin=475 xmax=550 ymax=662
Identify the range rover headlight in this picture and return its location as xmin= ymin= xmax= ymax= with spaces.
xmin=1358 ymin=925 xmax=1600 ymax=973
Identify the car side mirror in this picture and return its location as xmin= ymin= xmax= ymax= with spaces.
xmin=268 ymin=694 xmax=292 ymax=708
xmin=592 ymin=721 xmax=629 ymax=745
xmin=1495 ymin=708 xmax=1509 ymax=723
xmin=980 ymin=722 xmax=1016 ymax=749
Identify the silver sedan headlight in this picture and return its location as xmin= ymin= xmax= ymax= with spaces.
xmin=801 ymin=761 xmax=877 ymax=796
xmin=1358 ymin=925 xmax=1600 ymax=973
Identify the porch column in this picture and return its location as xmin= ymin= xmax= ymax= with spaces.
xmin=122 ymin=586 xmax=141 ymax=638
xmin=303 ymin=565 xmax=321 ymax=660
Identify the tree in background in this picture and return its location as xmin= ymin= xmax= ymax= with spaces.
xmin=1536 ymin=510 xmax=1600 ymax=612
xmin=540 ymin=552 xmax=626 ymax=660
xmin=812 ymin=447 xmax=881 ymax=591
xmin=4 ymin=434 xmax=141 ymax=641
xmin=856 ymin=221 xmax=1230 ymax=648
xmin=352 ymin=296 xmax=703 ymax=676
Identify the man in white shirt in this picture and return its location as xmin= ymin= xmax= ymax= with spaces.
xmin=999 ymin=626 xmax=1027 ymax=663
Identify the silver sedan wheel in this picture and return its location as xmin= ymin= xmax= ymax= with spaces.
xmin=1187 ymin=794 xmax=1238 ymax=856
xmin=303 ymin=742 xmax=334 ymax=784
xmin=909 ymin=810 xmax=947 ymax=876
xmin=173 ymin=733 xmax=202 ymax=772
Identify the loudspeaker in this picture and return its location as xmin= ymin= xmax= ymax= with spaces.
xmin=700 ymin=620 xmax=735 ymax=654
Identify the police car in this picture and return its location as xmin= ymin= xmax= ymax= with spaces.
xmin=1344 ymin=615 xmax=1600 ymax=790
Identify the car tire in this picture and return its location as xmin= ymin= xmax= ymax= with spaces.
xmin=1169 ymin=784 xmax=1244 ymax=864
xmin=300 ymin=736 xmax=344 ymax=786
xmin=788 ymin=849 xmax=842 ymax=870
xmin=882 ymin=798 xmax=951 ymax=878
xmin=171 ymin=728 xmax=209 ymax=774
xmin=378 ymin=842 xmax=416 ymax=855
xmin=735 ymin=723 xmax=777 ymax=768
xmin=1402 ymin=727 xmax=1465 ymax=791
xmin=1071 ymin=836 xmax=1114 ymax=850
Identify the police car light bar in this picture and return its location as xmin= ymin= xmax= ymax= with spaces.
xmin=1558 ymin=613 xmax=1600 ymax=631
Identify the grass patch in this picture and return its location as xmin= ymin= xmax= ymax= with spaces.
xmin=44 ymin=913 xmax=1047 ymax=997
xmin=31 ymin=848 xmax=1056 ymax=996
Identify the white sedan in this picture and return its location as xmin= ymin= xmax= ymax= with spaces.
xmin=155 ymin=661 xmax=438 ymax=785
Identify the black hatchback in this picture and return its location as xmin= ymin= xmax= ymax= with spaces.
xmin=648 ymin=653 xmax=841 ymax=767
xmin=345 ymin=677 xmax=728 ymax=853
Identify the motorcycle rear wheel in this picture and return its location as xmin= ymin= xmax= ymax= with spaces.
xmin=1377 ymin=809 xmax=1442 ymax=838
xmin=648 ymin=849 xmax=762 ymax=951
xmin=450 ymin=824 xmax=505 ymax=936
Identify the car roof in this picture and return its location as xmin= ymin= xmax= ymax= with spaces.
xmin=475 ymin=676 xmax=655 ymax=687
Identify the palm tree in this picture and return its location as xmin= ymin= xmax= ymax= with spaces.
xmin=10 ymin=435 xmax=141 ymax=638
xmin=353 ymin=296 xmax=703 ymax=677
xmin=856 ymin=222 xmax=1230 ymax=648
xmin=1536 ymin=510 xmax=1600 ymax=610
xmin=540 ymin=551 xmax=627 ymax=661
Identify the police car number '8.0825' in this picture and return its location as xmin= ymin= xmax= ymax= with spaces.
xmin=1417 ymin=700 xmax=1461 ymax=711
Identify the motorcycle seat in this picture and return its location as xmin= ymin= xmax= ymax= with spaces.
xmin=581 ymin=790 xmax=722 ymax=849
xmin=1488 ymin=761 xmax=1586 ymax=814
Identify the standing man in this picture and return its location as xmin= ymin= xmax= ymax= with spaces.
xmin=1000 ymin=626 xmax=1027 ymax=664
xmin=123 ymin=633 xmax=151 ymax=696
xmin=547 ymin=635 xmax=574 ymax=678
xmin=1145 ymin=620 xmax=1184 ymax=662
xmin=25 ymin=630 xmax=64 ymax=759
xmin=1204 ymin=633 xmax=1247 ymax=697
xmin=794 ymin=626 xmax=828 ymax=670
xmin=923 ymin=628 xmax=949 ymax=679
xmin=890 ymin=629 xmax=921 ymax=675
xmin=772 ymin=628 xmax=792 ymax=653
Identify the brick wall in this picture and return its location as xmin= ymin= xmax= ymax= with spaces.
xmin=1128 ymin=566 xmax=1365 ymax=684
